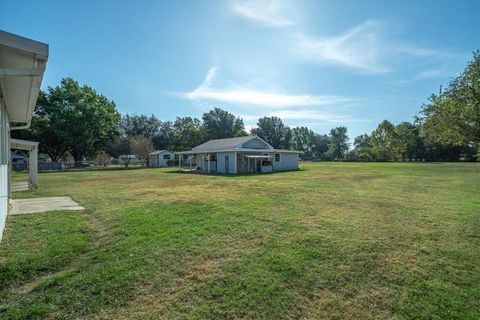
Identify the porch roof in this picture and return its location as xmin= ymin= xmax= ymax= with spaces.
xmin=242 ymin=155 xmax=272 ymax=159
xmin=10 ymin=138 xmax=39 ymax=151
xmin=176 ymin=148 xmax=302 ymax=155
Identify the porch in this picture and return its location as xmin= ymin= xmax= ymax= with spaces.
xmin=176 ymin=151 xmax=275 ymax=174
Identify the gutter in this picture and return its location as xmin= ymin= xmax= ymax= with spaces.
xmin=0 ymin=66 xmax=45 ymax=77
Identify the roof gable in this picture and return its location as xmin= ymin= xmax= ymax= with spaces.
xmin=149 ymin=150 xmax=173 ymax=155
xmin=192 ymin=136 xmax=271 ymax=151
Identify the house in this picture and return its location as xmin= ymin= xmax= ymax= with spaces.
xmin=175 ymin=136 xmax=301 ymax=174
xmin=149 ymin=150 xmax=174 ymax=168
xmin=0 ymin=30 xmax=48 ymax=241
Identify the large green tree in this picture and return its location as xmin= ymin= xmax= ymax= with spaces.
xmin=352 ymin=133 xmax=373 ymax=161
xmin=13 ymin=78 xmax=120 ymax=162
xmin=327 ymin=126 xmax=349 ymax=160
xmin=151 ymin=121 xmax=175 ymax=151
xmin=202 ymin=108 xmax=245 ymax=140
xmin=251 ymin=116 xmax=292 ymax=149
xmin=291 ymin=126 xmax=315 ymax=158
xmin=312 ymin=134 xmax=331 ymax=160
xmin=393 ymin=122 xmax=421 ymax=161
xmin=120 ymin=114 xmax=161 ymax=138
xmin=173 ymin=116 xmax=204 ymax=150
xmin=370 ymin=120 xmax=396 ymax=161
xmin=421 ymin=51 xmax=480 ymax=158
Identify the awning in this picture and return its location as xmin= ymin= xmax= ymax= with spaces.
xmin=0 ymin=31 xmax=49 ymax=125
xmin=242 ymin=155 xmax=272 ymax=159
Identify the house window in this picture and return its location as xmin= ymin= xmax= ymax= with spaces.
xmin=275 ymin=153 xmax=280 ymax=162
xmin=163 ymin=154 xmax=171 ymax=160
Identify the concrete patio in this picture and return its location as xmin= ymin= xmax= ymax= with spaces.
xmin=11 ymin=181 xmax=29 ymax=192
xmin=10 ymin=196 xmax=84 ymax=215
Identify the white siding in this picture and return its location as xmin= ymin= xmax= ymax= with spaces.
xmin=217 ymin=152 xmax=236 ymax=174
xmin=273 ymin=152 xmax=299 ymax=171
xmin=149 ymin=151 xmax=174 ymax=168
xmin=158 ymin=152 xmax=173 ymax=167
xmin=0 ymin=98 xmax=9 ymax=242
xmin=149 ymin=154 xmax=159 ymax=167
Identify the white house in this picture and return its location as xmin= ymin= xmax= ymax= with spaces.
xmin=0 ymin=30 xmax=48 ymax=241
xmin=149 ymin=150 xmax=174 ymax=168
xmin=176 ymin=136 xmax=301 ymax=174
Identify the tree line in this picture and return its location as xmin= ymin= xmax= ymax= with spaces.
xmin=13 ymin=51 xmax=479 ymax=163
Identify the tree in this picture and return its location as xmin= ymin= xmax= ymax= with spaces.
xmin=312 ymin=134 xmax=330 ymax=160
xmin=393 ymin=122 xmax=420 ymax=161
xmin=251 ymin=116 xmax=292 ymax=149
xmin=370 ymin=120 xmax=396 ymax=161
xmin=291 ymin=127 xmax=315 ymax=158
xmin=173 ymin=117 xmax=204 ymax=150
xmin=96 ymin=151 xmax=111 ymax=166
xmin=202 ymin=108 xmax=245 ymax=140
xmin=352 ymin=134 xmax=373 ymax=161
xmin=105 ymin=135 xmax=133 ymax=167
xmin=12 ymin=91 xmax=71 ymax=161
xmin=421 ymin=51 xmax=480 ymax=159
xmin=13 ymin=78 xmax=121 ymax=163
xmin=120 ymin=114 xmax=162 ymax=138
xmin=235 ymin=129 xmax=249 ymax=137
xmin=152 ymin=121 xmax=175 ymax=151
xmin=131 ymin=135 xmax=154 ymax=167
xmin=327 ymin=126 xmax=349 ymax=160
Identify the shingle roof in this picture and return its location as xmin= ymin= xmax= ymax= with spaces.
xmin=191 ymin=136 xmax=256 ymax=151
xmin=149 ymin=150 xmax=172 ymax=155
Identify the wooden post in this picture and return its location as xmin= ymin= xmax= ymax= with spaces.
xmin=247 ymin=157 xmax=250 ymax=173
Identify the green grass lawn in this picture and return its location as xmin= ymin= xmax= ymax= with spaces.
xmin=1 ymin=163 xmax=479 ymax=319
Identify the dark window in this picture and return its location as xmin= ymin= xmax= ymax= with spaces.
xmin=163 ymin=154 xmax=171 ymax=160
xmin=275 ymin=154 xmax=280 ymax=162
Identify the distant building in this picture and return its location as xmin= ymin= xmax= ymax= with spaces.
xmin=176 ymin=136 xmax=301 ymax=174
xmin=149 ymin=150 xmax=174 ymax=168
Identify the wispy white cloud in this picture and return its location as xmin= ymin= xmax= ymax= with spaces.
xmin=294 ymin=20 xmax=390 ymax=73
xmin=233 ymin=0 xmax=294 ymax=28
xmin=267 ymin=109 xmax=367 ymax=123
xmin=416 ymin=69 xmax=443 ymax=79
xmin=392 ymin=45 xmax=461 ymax=59
xmin=394 ymin=68 xmax=445 ymax=84
xmin=185 ymin=67 xmax=353 ymax=108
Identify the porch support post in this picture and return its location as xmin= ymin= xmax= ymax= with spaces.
xmin=234 ymin=152 xmax=237 ymax=174
xmin=29 ymin=145 xmax=38 ymax=188
xmin=247 ymin=157 xmax=250 ymax=173
xmin=208 ymin=153 xmax=211 ymax=173
xmin=178 ymin=154 xmax=182 ymax=170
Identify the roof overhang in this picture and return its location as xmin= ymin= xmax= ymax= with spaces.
xmin=176 ymin=148 xmax=302 ymax=155
xmin=10 ymin=138 xmax=39 ymax=151
xmin=242 ymin=155 xmax=272 ymax=159
xmin=0 ymin=30 xmax=49 ymax=125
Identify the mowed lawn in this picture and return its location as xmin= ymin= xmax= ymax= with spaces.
xmin=0 ymin=163 xmax=479 ymax=319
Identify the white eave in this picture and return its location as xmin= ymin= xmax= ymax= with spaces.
xmin=0 ymin=30 xmax=49 ymax=125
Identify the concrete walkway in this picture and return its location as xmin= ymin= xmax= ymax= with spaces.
xmin=10 ymin=197 xmax=84 ymax=215
xmin=11 ymin=181 xmax=29 ymax=192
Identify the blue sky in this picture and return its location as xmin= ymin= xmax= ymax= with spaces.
xmin=1 ymin=0 xmax=479 ymax=139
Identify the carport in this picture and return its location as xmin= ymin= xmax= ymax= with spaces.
xmin=10 ymin=138 xmax=39 ymax=189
